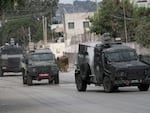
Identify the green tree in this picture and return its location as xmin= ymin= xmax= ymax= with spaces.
xmin=135 ymin=7 xmax=150 ymax=47
xmin=1 ymin=17 xmax=43 ymax=47
xmin=0 ymin=0 xmax=25 ymax=45
xmin=0 ymin=0 xmax=25 ymax=17
xmin=90 ymin=0 xmax=137 ymax=41
xmin=0 ymin=0 xmax=59 ymax=46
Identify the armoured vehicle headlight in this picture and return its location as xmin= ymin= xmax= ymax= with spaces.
xmin=120 ymin=72 xmax=126 ymax=77
xmin=51 ymin=66 xmax=58 ymax=71
xmin=116 ymin=71 xmax=126 ymax=77
xmin=145 ymin=70 xmax=150 ymax=75
xmin=32 ymin=68 xmax=36 ymax=72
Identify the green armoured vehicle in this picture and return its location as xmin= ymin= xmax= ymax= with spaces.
xmin=23 ymin=48 xmax=59 ymax=86
xmin=0 ymin=45 xmax=25 ymax=76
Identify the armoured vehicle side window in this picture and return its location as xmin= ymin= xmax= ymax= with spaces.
xmin=79 ymin=44 xmax=87 ymax=55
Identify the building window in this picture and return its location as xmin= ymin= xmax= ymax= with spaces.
xmin=137 ymin=0 xmax=147 ymax=2
xmin=83 ymin=21 xmax=89 ymax=28
xmin=68 ymin=22 xmax=74 ymax=29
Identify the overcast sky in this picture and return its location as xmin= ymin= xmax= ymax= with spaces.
xmin=59 ymin=0 xmax=102 ymax=4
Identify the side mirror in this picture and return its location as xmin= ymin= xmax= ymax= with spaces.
xmin=138 ymin=55 xmax=142 ymax=60
xmin=84 ymin=51 xmax=88 ymax=56
xmin=104 ymin=57 xmax=107 ymax=63
xmin=22 ymin=58 xmax=25 ymax=63
xmin=104 ymin=57 xmax=110 ymax=65
xmin=25 ymin=59 xmax=28 ymax=65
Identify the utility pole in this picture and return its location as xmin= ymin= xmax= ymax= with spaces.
xmin=51 ymin=10 xmax=54 ymax=42
xmin=123 ymin=0 xmax=128 ymax=43
xmin=13 ymin=0 xmax=17 ymax=11
xmin=28 ymin=26 xmax=31 ymax=42
xmin=45 ymin=17 xmax=47 ymax=45
xmin=42 ymin=16 xmax=47 ymax=46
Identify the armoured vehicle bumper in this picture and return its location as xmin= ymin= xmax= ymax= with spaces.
xmin=114 ymin=78 xmax=150 ymax=86
xmin=28 ymin=66 xmax=58 ymax=80
xmin=1 ymin=66 xmax=23 ymax=73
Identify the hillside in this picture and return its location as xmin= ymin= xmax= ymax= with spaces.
xmin=54 ymin=0 xmax=97 ymax=23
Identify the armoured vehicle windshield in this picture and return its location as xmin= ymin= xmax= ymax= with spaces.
xmin=31 ymin=53 xmax=55 ymax=62
xmin=1 ymin=47 xmax=23 ymax=55
xmin=105 ymin=50 xmax=137 ymax=62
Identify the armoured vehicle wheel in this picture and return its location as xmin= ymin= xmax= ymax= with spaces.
xmin=103 ymin=76 xmax=113 ymax=93
xmin=76 ymin=75 xmax=87 ymax=91
xmin=27 ymin=75 xmax=32 ymax=86
xmin=54 ymin=74 xmax=59 ymax=84
xmin=113 ymin=86 xmax=119 ymax=91
xmin=0 ymin=69 xmax=4 ymax=77
xmin=138 ymin=84 xmax=149 ymax=91
xmin=23 ymin=76 xmax=27 ymax=84
xmin=22 ymin=69 xmax=25 ymax=76
xmin=22 ymin=69 xmax=27 ymax=84
xmin=48 ymin=80 xmax=53 ymax=84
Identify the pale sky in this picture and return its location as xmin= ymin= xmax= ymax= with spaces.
xmin=59 ymin=0 xmax=102 ymax=4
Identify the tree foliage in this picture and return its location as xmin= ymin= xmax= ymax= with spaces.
xmin=1 ymin=17 xmax=43 ymax=46
xmin=135 ymin=7 xmax=150 ymax=47
xmin=0 ymin=0 xmax=59 ymax=46
xmin=0 ymin=0 xmax=25 ymax=17
xmin=90 ymin=0 xmax=137 ymax=41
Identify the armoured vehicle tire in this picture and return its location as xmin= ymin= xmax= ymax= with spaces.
xmin=54 ymin=74 xmax=59 ymax=84
xmin=76 ymin=74 xmax=87 ymax=91
xmin=103 ymin=76 xmax=114 ymax=93
xmin=113 ymin=86 xmax=119 ymax=91
xmin=22 ymin=69 xmax=27 ymax=84
xmin=48 ymin=80 xmax=53 ymax=84
xmin=22 ymin=69 xmax=25 ymax=76
xmin=0 ymin=69 xmax=4 ymax=77
xmin=27 ymin=75 xmax=32 ymax=86
xmin=138 ymin=84 xmax=149 ymax=91
xmin=23 ymin=76 xmax=27 ymax=84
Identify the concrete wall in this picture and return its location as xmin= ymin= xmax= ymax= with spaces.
xmin=125 ymin=42 xmax=150 ymax=55
xmin=47 ymin=42 xmax=65 ymax=58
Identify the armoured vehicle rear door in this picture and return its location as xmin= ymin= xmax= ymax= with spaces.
xmin=94 ymin=44 xmax=103 ymax=83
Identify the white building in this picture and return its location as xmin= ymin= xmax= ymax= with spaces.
xmin=63 ymin=12 xmax=94 ymax=39
xmin=63 ymin=12 xmax=97 ymax=53
xmin=131 ymin=0 xmax=150 ymax=8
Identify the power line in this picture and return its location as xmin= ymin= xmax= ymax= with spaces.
xmin=4 ymin=11 xmax=51 ymax=21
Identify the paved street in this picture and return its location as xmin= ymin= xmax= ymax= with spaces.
xmin=0 ymin=70 xmax=150 ymax=113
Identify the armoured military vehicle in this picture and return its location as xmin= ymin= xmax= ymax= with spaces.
xmin=0 ymin=45 xmax=25 ymax=76
xmin=23 ymin=48 xmax=59 ymax=86
xmin=75 ymin=35 xmax=150 ymax=92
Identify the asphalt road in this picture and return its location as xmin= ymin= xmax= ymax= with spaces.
xmin=0 ymin=70 xmax=150 ymax=113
